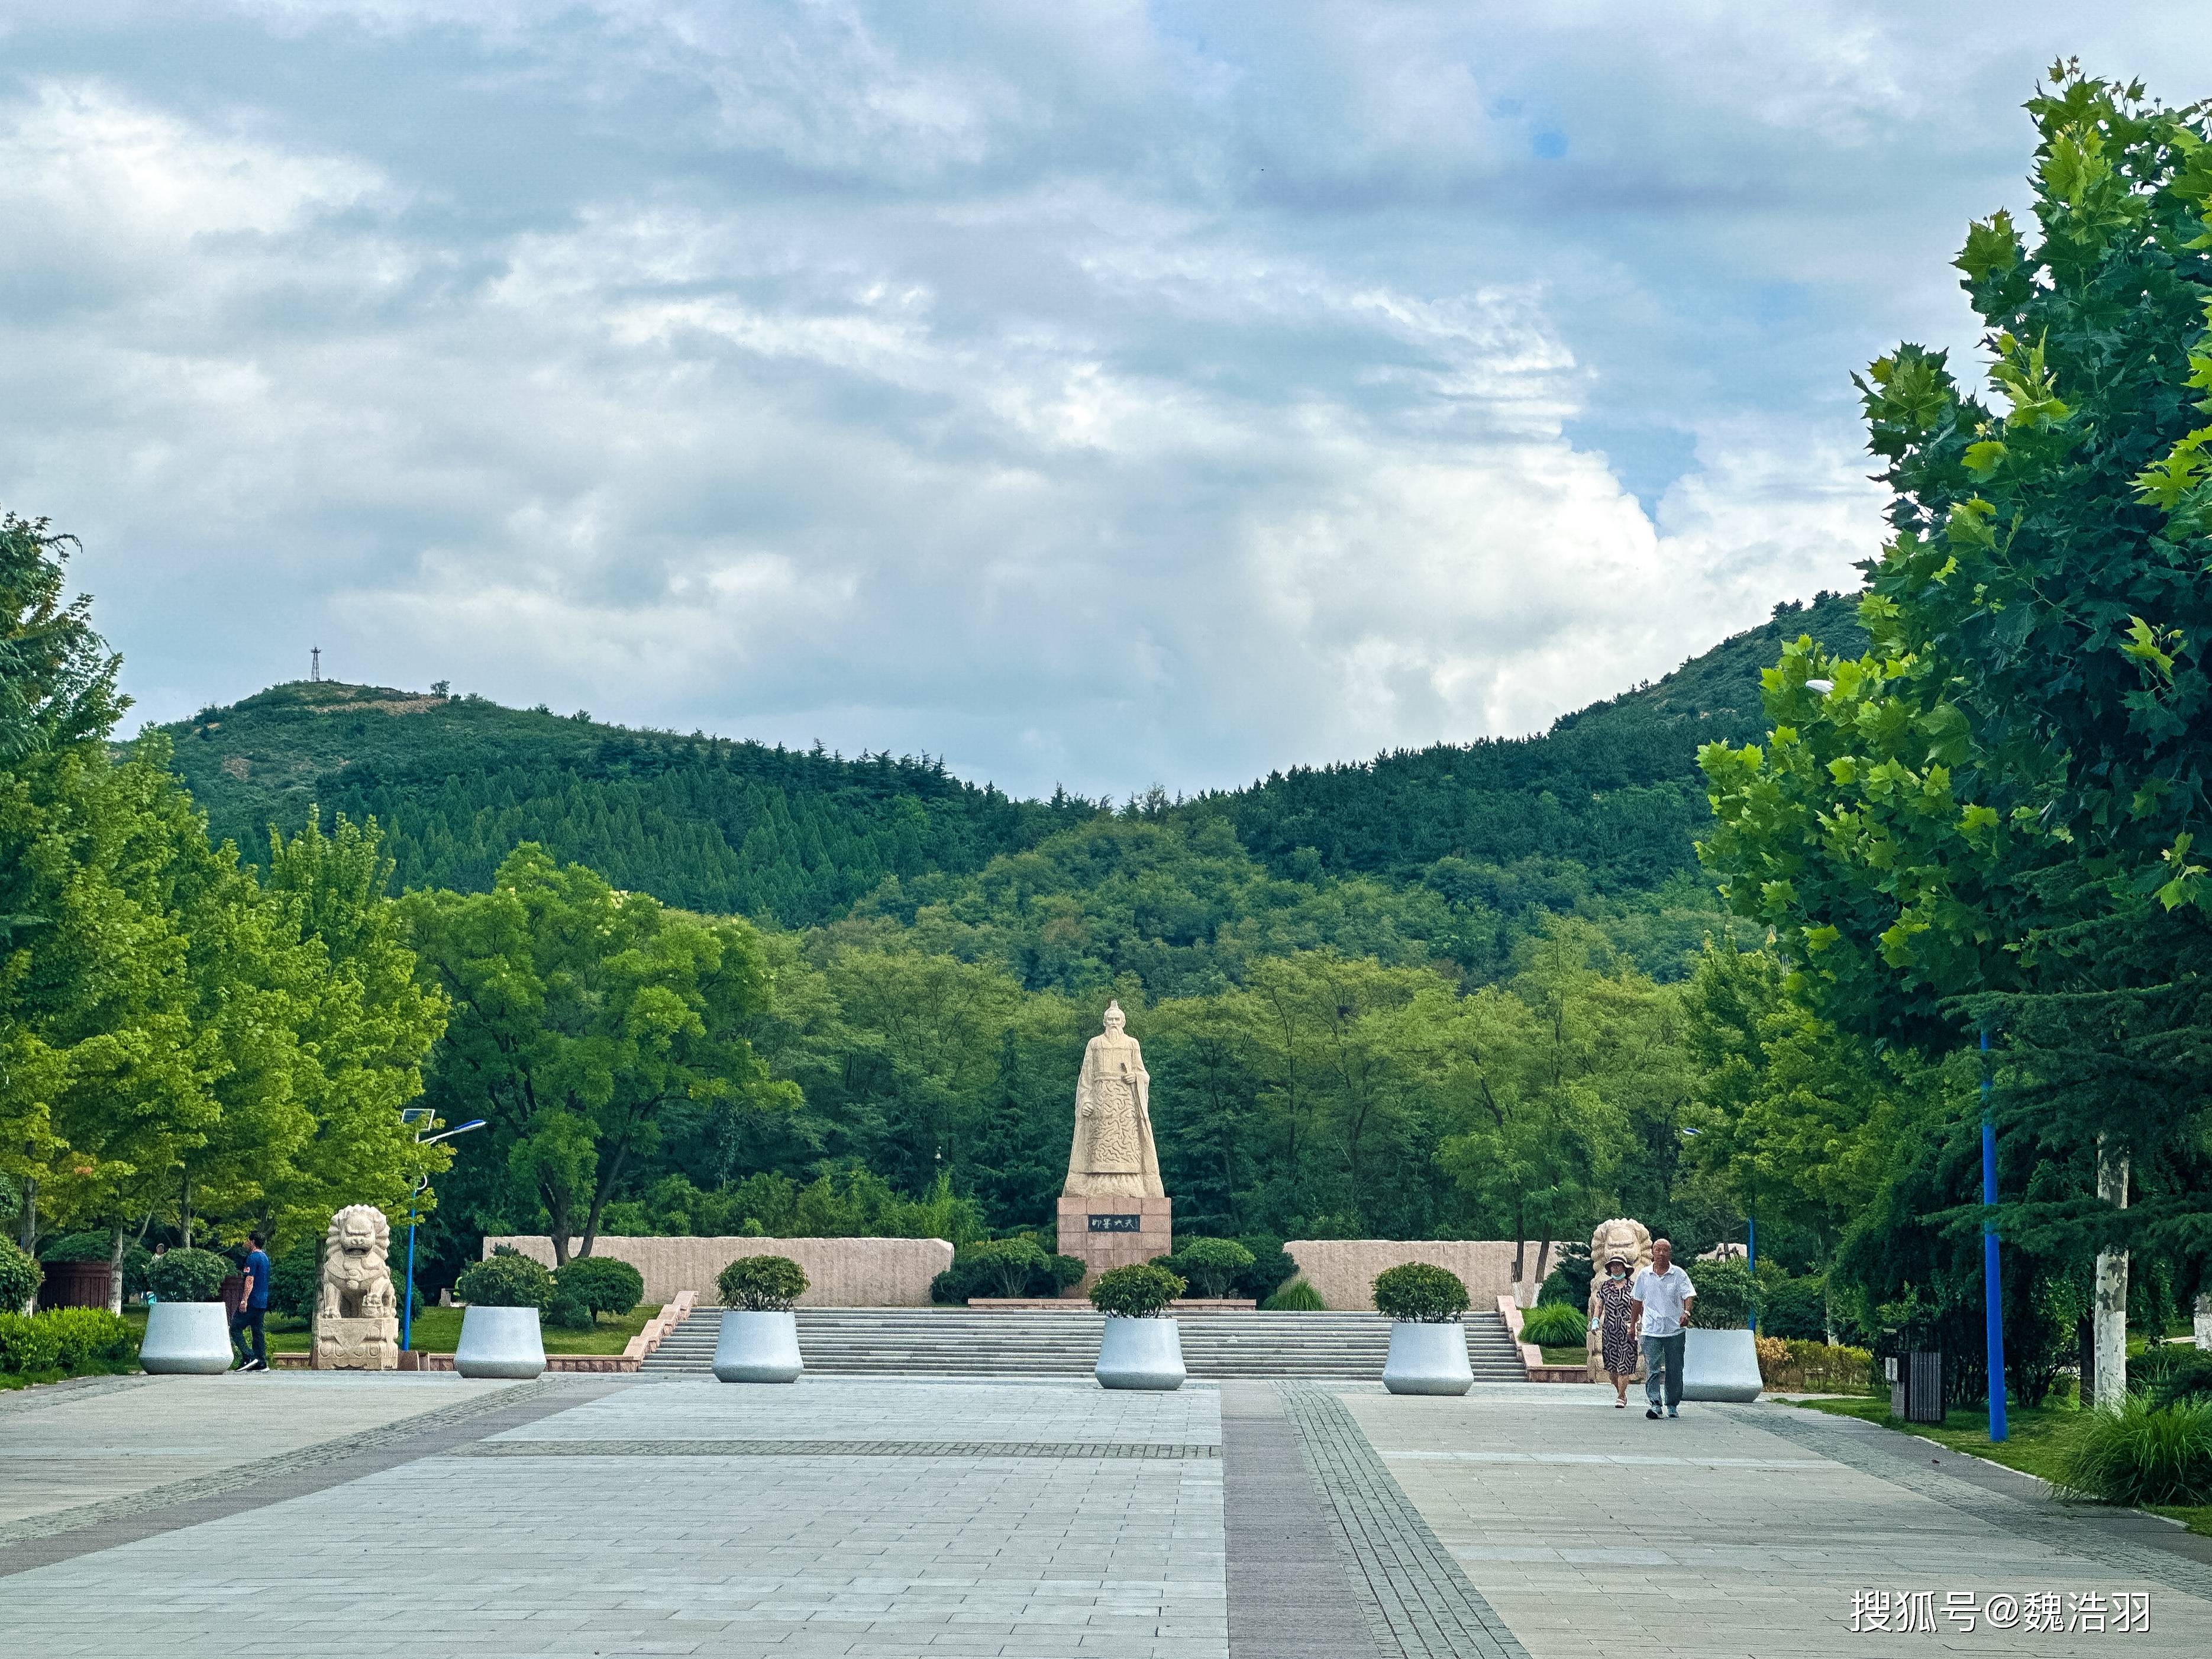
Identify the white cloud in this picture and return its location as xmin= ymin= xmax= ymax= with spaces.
xmin=0 ymin=5 xmax=2201 ymax=795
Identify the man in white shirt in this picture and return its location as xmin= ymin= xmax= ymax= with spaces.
xmin=1630 ymin=1238 xmax=1696 ymax=1419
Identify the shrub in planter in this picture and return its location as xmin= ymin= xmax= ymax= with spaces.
xmin=1090 ymin=1263 xmax=1186 ymax=1319
xmin=1262 ymin=1278 xmax=1325 ymax=1312
xmin=0 ymin=1311 xmax=64 ymax=1373
xmin=0 ymin=1238 xmax=43 ymax=1311
xmin=145 ymin=1247 xmax=228 ymax=1303
xmin=2061 ymin=1396 xmax=2212 ymax=1507
xmin=1177 ymin=1238 xmax=1255 ymax=1299
xmin=545 ymin=1292 xmax=596 ymax=1331
xmin=556 ymin=1255 xmax=645 ymax=1320
xmin=454 ymin=1250 xmax=556 ymax=1309
xmin=1373 ymin=1263 xmax=1469 ymax=1323
xmin=1687 ymin=1258 xmax=1755 ymax=1329
xmin=1518 ymin=1303 xmax=1588 ymax=1346
xmin=718 ymin=1254 xmax=808 ymax=1312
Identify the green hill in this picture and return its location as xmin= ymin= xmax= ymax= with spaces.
xmin=155 ymin=592 xmax=1865 ymax=927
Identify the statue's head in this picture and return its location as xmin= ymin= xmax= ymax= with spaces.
xmin=1103 ymin=999 xmax=1126 ymax=1034
xmin=327 ymin=1203 xmax=389 ymax=1261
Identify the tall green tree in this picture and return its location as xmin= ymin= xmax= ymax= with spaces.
xmin=403 ymin=844 xmax=792 ymax=1262
xmin=1700 ymin=64 xmax=2212 ymax=1397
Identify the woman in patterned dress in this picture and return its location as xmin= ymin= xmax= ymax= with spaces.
xmin=1595 ymin=1254 xmax=1639 ymax=1407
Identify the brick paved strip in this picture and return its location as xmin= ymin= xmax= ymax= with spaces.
xmin=1282 ymin=1383 xmax=1532 ymax=1659
xmin=455 ymin=1436 xmax=1219 ymax=1458
xmin=1220 ymin=1380 xmax=1383 ymax=1659
xmin=1742 ymin=1403 xmax=2212 ymax=1602
xmin=0 ymin=1378 xmax=609 ymax=1578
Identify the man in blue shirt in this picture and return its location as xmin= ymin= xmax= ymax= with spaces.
xmin=232 ymin=1233 xmax=271 ymax=1373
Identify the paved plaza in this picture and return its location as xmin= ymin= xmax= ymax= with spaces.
xmin=2 ymin=1373 xmax=2208 ymax=1658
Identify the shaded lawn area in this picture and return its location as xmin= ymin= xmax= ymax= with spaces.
xmin=1790 ymin=1396 xmax=2212 ymax=1539
xmin=122 ymin=1303 xmax=662 ymax=1357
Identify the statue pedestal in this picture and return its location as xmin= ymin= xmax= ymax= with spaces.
xmin=314 ymin=1313 xmax=399 ymax=1371
xmin=1058 ymin=1195 xmax=1173 ymax=1292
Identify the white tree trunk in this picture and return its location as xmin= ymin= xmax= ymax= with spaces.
xmin=2093 ymin=1140 xmax=2129 ymax=1411
xmin=107 ymin=1225 xmax=125 ymax=1316
xmin=2194 ymin=1292 xmax=2211 ymax=1352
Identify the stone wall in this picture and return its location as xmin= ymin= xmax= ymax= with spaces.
xmin=1283 ymin=1240 xmax=1565 ymax=1312
xmin=484 ymin=1236 xmax=954 ymax=1307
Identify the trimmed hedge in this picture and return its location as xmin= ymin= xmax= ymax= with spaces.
xmin=1754 ymin=1335 xmax=1875 ymax=1393
xmin=1170 ymin=1238 xmax=1254 ymax=1299
xmin=1373 ymin=1263 xmax=1469 ymax=1324
xmin=718 ymin=1254 xmax=808 ymax=1312
xmin=931 ymin=1240 xmax=1084 ymax=1303
xmin=0 ymin=1308 xmax=137 ymax=1376
xmin=145 ymin=1248 xmax=229 ymax=1303
xmin=556 ymin=1256 xmax=645 ymax=1320
xmin=545 ymin=1291 xmax=596 ymax=1331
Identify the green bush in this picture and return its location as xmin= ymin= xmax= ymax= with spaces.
xmin=1373 ymin=1263 xmax=1469 ymax=1323
xmin=38 ymin=1308 xmax=137 ymax=1370
xmin=1176 ymin=1237 xmax=1255 ymax=1299
xmin=1536 ymin=1244 xmax=1594 ymax=1309
xmin=0 ymin=1311 xmax=64 ymax=1373
xmin=145 ymin=1247 xmax=228 ymax=1303
xmin=1236 ymin=1242 xmax=1298 ymax=1302
xmin=1687 ymin=1258 xmax=1755 ymax=1329
xmin=1090 ymin=1263 xmax=1184 ymax=1318
xmin=454 ymin=1250 xmax=555 ymax=1310
xmin=2060 ymin=1396 xmax=2212 ymax=1508
xmin=36 ymin=1230 xmax=110 ymax=1263
xmin=1047 ymin=1254 xmax=1086 ymax=1294
xmin=1519 ymin=1303 xmax=1588 ymax=1345
xmin=270 ymin=1240 xmax=321 ymax=1318
xmin=556 ymin=1255 xmax=645 ymax=1319
xmin=545 ymin=1291 xmax=596 ymax=1331
xmin=1756 ymin=1271 xmax=1829 ymax=1341
xmin=718 ymin=1254 xmax=808 ymax=1312
xmin=2136 ymin=1345 xmax=2212 ymax=1411
xmin=1261 ymin=1278 xmax=1325 ymax=1312
xmin=964 ymin=1237 xmax=1048 ymax=1297
xmin=0 ymin=1238 xmax=42 ymax=1311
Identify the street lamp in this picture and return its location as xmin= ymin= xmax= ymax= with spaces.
xmin=401 ymin=1117 xmax=486 ymax=1353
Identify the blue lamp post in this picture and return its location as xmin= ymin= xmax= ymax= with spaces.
xmin=1981 ymin=1029 xmax=2007 ymax=1442
xmin=399 ymin=1116 xmax=485 ymax=1353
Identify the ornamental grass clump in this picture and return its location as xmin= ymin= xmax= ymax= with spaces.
xmin=1517 ymin=1303 xmax=1587 ymax=1345
xmin=1261 ymin=1277 xmax=1325 ymax=1312
xmin=718 ymin=1254 xmax=808 ymax=1312
xmin=1371 ymin=1263 xmax=1469 ymax=1324
xmin=1175 ymin=1237 xmax=1255 ymax=1299
xmin=1089 ymin=1263 xmax=1185 ymax=1319
xmin=2059 ymin=1397 xmax=2212 ymax=1508
xmin=145 ymin=1247 xmax=229 ymax=1303
xmin=454 ymin=1249 xmax=556 ymax=1309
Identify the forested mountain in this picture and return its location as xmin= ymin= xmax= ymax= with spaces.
xmin=159 ymin=590 xmax=1866 ymax=925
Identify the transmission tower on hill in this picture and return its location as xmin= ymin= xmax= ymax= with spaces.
xmin=311 ymin=645 xmax=322 ymax=683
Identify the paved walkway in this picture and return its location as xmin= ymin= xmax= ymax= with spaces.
xmin=0 ymin=1373 xmax=2205 ymax=1657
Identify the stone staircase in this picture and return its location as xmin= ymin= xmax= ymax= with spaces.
xmin=643 ymin=1307 xmax=1531 ymax=1381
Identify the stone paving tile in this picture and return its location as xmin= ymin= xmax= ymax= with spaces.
xmin=1341 ymin=1384 xmax=2212 ymax=1659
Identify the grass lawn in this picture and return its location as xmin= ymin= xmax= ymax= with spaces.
xmin=122 ymin=1303 xmax=663 ymax=1357
xmin=1539 ymin=1345 xmax=1587 ymax=1367
xmin=1789 ymin=1396 xmax=2212 ymax=1539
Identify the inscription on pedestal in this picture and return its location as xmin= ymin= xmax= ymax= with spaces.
xmin=1088 ymin=1215 xmax=1141 ymax=1232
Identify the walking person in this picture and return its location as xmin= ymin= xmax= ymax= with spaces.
xmin=1630 ymin=1237 xmax=1696 ymax=1419
xmin=232 ymin=1232 xmax=272 ymax=1373
xmin=1594 ymin=1254 xmax=1640 ymax=1408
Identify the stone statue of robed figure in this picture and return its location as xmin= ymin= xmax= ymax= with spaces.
xmin=1058 ymin=1000 xmax=1171 ymax=1287
xmin=1065 ymin=999 xmax=1165 ymax=1199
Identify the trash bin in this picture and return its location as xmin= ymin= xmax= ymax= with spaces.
xmin=1887 ymin=1350 xmax=1945 ymax=1423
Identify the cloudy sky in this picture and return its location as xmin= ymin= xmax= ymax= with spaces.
xmin=2 ymin=4 xmax=2203 ymax=799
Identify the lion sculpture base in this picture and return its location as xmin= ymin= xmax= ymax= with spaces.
xmin=312 ymin=1203 xmax=402 ymax=1372
xmin=1585 ymin=1216 xmax=1653 ymax=1384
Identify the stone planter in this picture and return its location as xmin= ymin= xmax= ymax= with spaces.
xmin=454 ymin=1305 xmax=547 ymax=1379
xmin=713 ymin=1310 xmax=803 ymax=1383
xmin=1682 ymin=1328 xmax=1763 ymax=1402
xmin=1383 ymin=1321 xmax=1473 ymax=1395
xmin=1095 ymin=1316 xmax=1185 ymax=1390
xmin=139 ymin=1301 xmax=234 ymax=1374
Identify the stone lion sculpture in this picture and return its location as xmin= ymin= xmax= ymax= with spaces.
xmin=314 ymin=1203 xmax=400 ymax=1370
xmin=1585 ymin=1217 xmax=1652 ymax=1383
